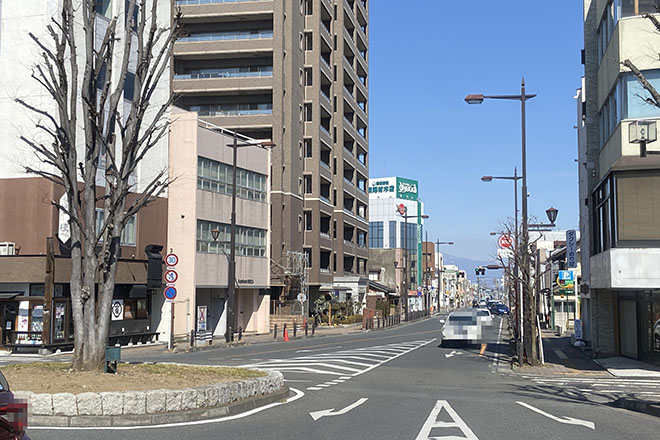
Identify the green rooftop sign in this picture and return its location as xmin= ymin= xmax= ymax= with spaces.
xmin=396 ymin=177 xmax=418 ymax=201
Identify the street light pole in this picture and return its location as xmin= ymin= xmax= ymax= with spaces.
xmin=223 ymin=133 xmax=275 ymax=343
xmin=467 ymin=78 xmax=536 ymax=365
xmin=403 ymin=212 xmax=409 ymax=321
xmin=397 ymin=204 xmax=429 ymax=321
xmin=226 ymin=132 xmax=239 ymax=343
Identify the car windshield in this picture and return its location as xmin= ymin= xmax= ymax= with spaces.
xmin=477 ymin=310 xmax=489 ymax=316
xmin=449 ymin=315 xmax=476 ymax=323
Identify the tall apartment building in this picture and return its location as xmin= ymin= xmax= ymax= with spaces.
xmin=581 ymin=0 xmax=660 ymax=365
xmin=173 ymin=0 xmax=370 ymax=303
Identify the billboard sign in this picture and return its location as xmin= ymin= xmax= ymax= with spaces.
xmin=368 ymin=177 xmax=396 ymax=197
xmin=396 ymin=177 xmax=418 ymax=201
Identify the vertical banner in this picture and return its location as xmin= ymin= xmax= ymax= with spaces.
xmin=417 ymin=200 xmax=422 ymax=289
xmin=566 ymin=230 xmax=577 ymax=268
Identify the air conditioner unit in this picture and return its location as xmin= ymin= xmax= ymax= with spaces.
xmin=0 ymin=243 xmax=16 ymax=256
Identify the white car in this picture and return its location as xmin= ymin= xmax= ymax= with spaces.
xmin=441 ymin=310 xmax=484 ymax=347
xmin=476 ymin=308 xmax=493 ymax=327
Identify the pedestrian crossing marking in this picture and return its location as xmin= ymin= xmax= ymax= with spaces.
xmin=241 ymin=339 xmax=436 ymax=392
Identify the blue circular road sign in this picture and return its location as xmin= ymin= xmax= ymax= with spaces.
xmin=164 ymin=286 xmax=177 ymax=300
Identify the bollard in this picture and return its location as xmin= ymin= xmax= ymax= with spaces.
xmin=190 ymin=330 xmax=195 ymax=347
xmin=305 ymin=321 xmax=309 ymax=337
xmin=274 ymin=324 xmax=278 ymax=339
xmin=293 ymin=322 xmax=297 ymax=338
xmin=312 ymin=322 xmax=316 ymax=335
xmin=377 ymin=316 xmax=380 ymax=329
xmin=229 ymin=326 xmax=234 ymax=342
xmin=238 ymin=326 xmax=243 ymax=341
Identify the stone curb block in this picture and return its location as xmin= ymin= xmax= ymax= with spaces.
xmin=29 ymin=386 xmax=290 ymax=428
xmin=25 ymin=368 xmax=285 ymax=422
xmin=612 ymin=397 xmax=660 ymax=418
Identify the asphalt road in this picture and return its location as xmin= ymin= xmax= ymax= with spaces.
xmin=28 ymin=315 xmax=660 ymax=439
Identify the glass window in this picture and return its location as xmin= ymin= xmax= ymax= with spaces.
xmin=616 ymin=173 xmax=660 ymax=242
xmin=124 ymin=71 xmax=136 ymax=101
xmin=197 ymin=157 xmax=267 ymax=202
xmin=196 ymin=220 xmax=267 ymax=257
xmin=624 ymin=70 xmax=660 ymax=119
xmin=121 ymin=215 xmax=136 ymax=246
xmin=368 ymin=222 xmax=383 ymax=248
xmin=389 ymin=220 xmax=397 ymax=248
xmin=96 ymin=0 xmax=112 ymax=18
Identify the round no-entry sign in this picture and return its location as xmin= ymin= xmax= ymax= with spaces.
xmin=164 ymin=286 xmax=177 ymax=300
xmin=497 ymin=234 xmax=513 ymax=249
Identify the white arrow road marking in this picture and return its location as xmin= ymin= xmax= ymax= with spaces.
xmin=309 ymin=398 xmax=368 ymax=421
xmin=445 ymin=350 xmax=462 ymax=358
xmin=516 ymin=401 xmax=595 ymax=430
xmin=415 ymin=400 xmax=479 ymax=440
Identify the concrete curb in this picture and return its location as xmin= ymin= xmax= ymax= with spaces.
xmin=611 ymin=397 xmax=660 ymax=418
xmin=20 ymin=369 xmax=286 ymax=427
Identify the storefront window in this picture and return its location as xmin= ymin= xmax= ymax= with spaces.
xmin=54 ymin=302 xmax=66 ymax=340
xmin=137 ymin=299 xmax=148 ymax=319
xmin=653 ymin=297 xmax=660 ymax=353
xmin=29 ymin=284 xmax=44 ymax=297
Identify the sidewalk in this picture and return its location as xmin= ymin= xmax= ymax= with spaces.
xmin=507 ymin=329 xmax=610 ymax=377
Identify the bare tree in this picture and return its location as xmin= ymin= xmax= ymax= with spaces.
xmin=494 ymin=218 xmax=544 ymax=366
xmin=16 ymin=0 xmax=181 ymax=371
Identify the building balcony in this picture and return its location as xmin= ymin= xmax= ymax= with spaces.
xmin=196 ymin=113 xmax=273 ymax=131
xmin=174 ymin=37 xmax=273 ymax=60
xmin=173 ymin=75 xmax=272 ymax=96
xmin=177 ymin=0 xmax=274 ymax=24
xmin=591 ymin=248 xmax=660 ymax=289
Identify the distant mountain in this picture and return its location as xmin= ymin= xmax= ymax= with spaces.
xmin=441 ymin=253 xmax=503 ymax=284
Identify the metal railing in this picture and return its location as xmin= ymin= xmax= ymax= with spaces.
xmin=174 ymin=69 xmax=273 ymax=80
xmin=177 ymin=0 xmax=271 ymax=4
xmin=179 ymin=30 xmax=273 ymax=42
xmin=271 ymin=300 xmax=304 ymax=316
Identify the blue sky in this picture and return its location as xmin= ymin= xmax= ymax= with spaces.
xmin=368 ymin=1 xmax=585 ymax=261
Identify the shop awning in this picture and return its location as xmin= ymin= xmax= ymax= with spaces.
xmin=0 ymin=292 xmax=22 ymax=299
xmin=129 ymin=285 xmax=148 ymax=298
xmin=319 ymin=286 xmax=352 ymax=292
xmin=368 ymin=280 xmax=395 ymax=294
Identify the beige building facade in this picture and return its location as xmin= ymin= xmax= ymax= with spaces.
xmin=166 ymin=110 xmax=271 ymax=339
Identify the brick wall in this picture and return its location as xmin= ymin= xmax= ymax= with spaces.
xmin=590 ymin=289 xmax=616 ymax=357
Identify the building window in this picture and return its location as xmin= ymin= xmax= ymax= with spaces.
xmin=304 ymin=138 xmax=312 ymax=157
xmin=196 ymin=220 xmax=267 ymax=257
xmin=400 ymin=222 xmax=417 ymax=253
xmin=304 ymin=248 xmax=312 ymax=268
xmin=304 ymin=103 xmax=313 ymax=121
xmin=358 ymin=230 xmax=366 ymax=248
xmin=616 ymin=172 xmax=660 ymax=243
xmin=304 ymin=32 xmax=313 ymax=50
xmin=197 ymin=156 xmax=267 ymax=202
xmin=96 ymin=0 xmax=112 ymax=18
xmin=389 ymin=220 xmax=397 ymax=248
xmin=304 ymin=67 xmax=313 ymax=86
xmin=95 ymin=209 xmax=137 ymax=246
xmin=124 ymin=71 xmax=136 ymax=101
xmin=304 ymin=211 xmax=312 ymax=231
xmin=368 ymin=271 xmax=380 ymax=281
xmin=304 ymin=175 xmax=312 ymax=193
xmin=368 ymin=221 xmax=383 ymax=248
